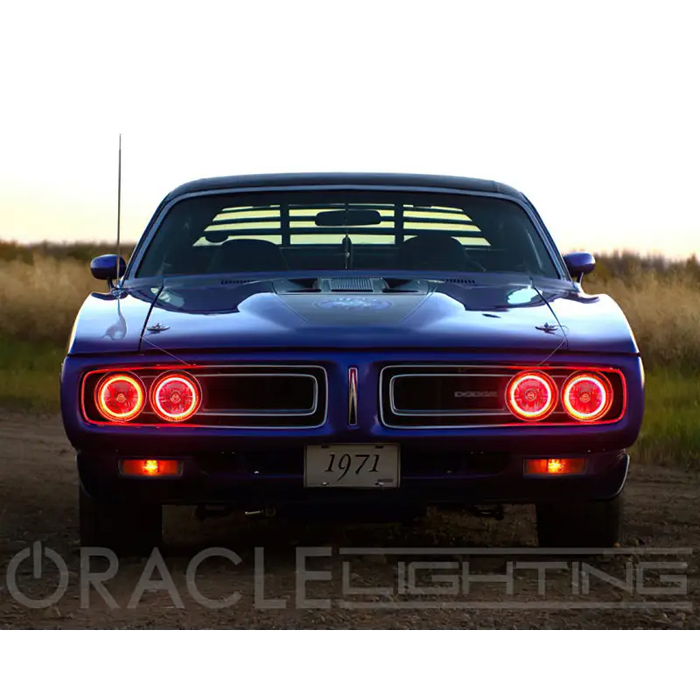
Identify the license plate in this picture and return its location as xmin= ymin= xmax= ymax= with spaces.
xmin=304 ymin=444 xmax=400 ymax=488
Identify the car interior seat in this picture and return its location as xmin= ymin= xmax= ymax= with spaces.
xmin=397 ymin=234 xmax=469 ymax=271
xmin=207 ymin=239 xmax=289 ymax=274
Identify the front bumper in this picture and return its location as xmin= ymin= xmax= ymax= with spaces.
xmin=78 ymin=448 xmax=630 ymax=507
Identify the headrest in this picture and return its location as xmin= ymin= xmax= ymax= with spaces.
xmin=208 ymin=238 xmax=289 ymax=273
xmin=398 ymin=234 xmax=468 ymax=271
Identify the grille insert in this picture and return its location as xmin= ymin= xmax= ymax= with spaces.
xmin=380 ymin=365 xmax=625 ymax=428
xmin=328 ymin=277 xmax=374 ymax=292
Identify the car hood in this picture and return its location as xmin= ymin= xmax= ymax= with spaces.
xmin=67 ymin=276 xmax=639 ymax=356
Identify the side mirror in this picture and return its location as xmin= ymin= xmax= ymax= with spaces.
xmin=90 ymin=254 xmax=126 ymax=285
xmin=563 ymin=252 xmax=595 ymax=283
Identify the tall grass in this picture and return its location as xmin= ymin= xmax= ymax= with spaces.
xmin=0 ymin=254 xmax=98 ymax=344
xmin=586 ymin=273 xmax=700 ymax=370
xmin=0 ymin=239 xmax=135 ymax=264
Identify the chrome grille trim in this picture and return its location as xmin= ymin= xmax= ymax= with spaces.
xmin=379 ymin=364 xmax=623 ymax=429
xmin=194 ymin=373 xmax=318 ymax=416
xmin=193 ymin=365 xmax=327 ymax=427
xmin=348 ymin=366 xmax=358 ymax=427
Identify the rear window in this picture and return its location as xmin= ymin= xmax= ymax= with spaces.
xmin=134 ymin=190 xmax=558 ymax=278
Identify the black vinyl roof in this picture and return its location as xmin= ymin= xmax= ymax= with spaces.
xmin=164 ymin=172 xmax=526 ymax=203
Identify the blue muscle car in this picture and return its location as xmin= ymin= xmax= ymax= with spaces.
xmin=61 ymin=173 xmax=644 ymax=554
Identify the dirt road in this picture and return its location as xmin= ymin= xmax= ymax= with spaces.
xmin=0 ymin=411 xmax=697 ymax=629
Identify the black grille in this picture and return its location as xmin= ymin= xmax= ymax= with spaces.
xmin=392 ymin=374 xmax=504 ymax=413
xmin=82 ymin=365 xmax=327 ymax=427
xmin=203 ymin=373 xmax=316 ymax=413
xmin=381 ymin=365 xmax=625 ymax=428
xmin=328 ymin=277 xmax=374 ymax=291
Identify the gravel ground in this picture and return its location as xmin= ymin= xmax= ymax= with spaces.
xmin=0 ymin=411 xmax=697 ymax=629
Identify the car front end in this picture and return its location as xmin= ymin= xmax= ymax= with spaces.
xmin=63 ymin=348 xmax=641 ymax=506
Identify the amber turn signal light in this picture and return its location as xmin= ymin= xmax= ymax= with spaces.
xmin=120 ymin=459 xmax=182 ymax=477
xmin=524 ymin=458 xmax=586 ymax=476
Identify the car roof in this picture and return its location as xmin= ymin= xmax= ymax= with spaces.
xmin=163 ymin=172 xmax=527 ymax=203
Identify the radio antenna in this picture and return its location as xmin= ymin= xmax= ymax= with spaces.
xmin=115 ymin=133 xmax=123 ymax=289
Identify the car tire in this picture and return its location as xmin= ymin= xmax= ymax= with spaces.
xmin=79 ymin=483 xmax=163 ymax=556
xmin=536 ymin=494 xmax=623 ymax=548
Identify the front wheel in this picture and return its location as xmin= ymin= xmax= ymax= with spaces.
xmin=536 ymin=494 xmax=623 ymax=547
xmin=79 ymin=484 xmax=162 ymax=556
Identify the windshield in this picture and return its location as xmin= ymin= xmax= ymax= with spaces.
xmin=134 ymin=190 xmax=560 ymax=279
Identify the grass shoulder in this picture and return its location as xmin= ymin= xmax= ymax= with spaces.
xmin=633 ymin=368 xmax=700 ymax=468
xmin=0 ymin=337 xmax=65 ymax=412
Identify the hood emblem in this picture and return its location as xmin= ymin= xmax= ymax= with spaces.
xmin=316 ymin=297 xmax=391 ymax=310
xmin=535 ymin=322 xmax=559 ymax=334
xmin=146 ymin=323 xmax=170 ymax=334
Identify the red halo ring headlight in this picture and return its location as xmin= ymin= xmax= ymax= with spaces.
xmin=562 ymin=372 xmax=613 ymax=422
xmin=151 ymin=372 xmax=201 ymax=422
xmin=95 ymin=373 xmax=146 ymax=422
xmin=506 ymin=371 xmax=557 ymax=421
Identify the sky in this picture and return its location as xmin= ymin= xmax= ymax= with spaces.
xmin=0 ymin=1 xmax=698 ymax=258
